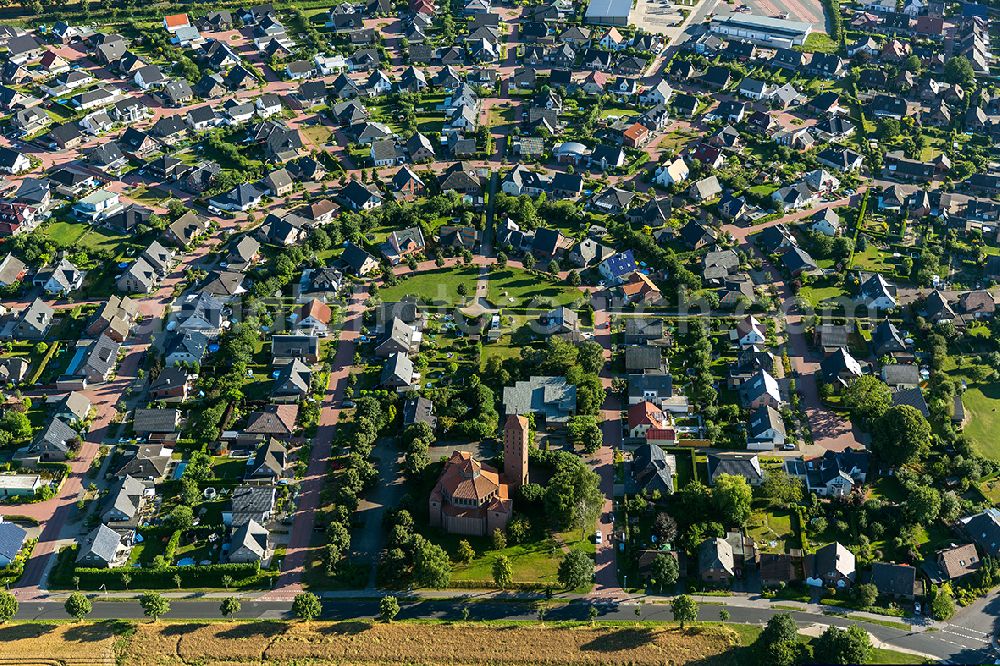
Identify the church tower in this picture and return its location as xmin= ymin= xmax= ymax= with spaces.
xmin=503 ymin=414 xmax=529 ymax=488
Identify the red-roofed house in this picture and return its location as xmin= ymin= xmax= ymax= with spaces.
xmin=628 ymin=400 xmax=670 ymax=439
xmin=623 ymin=122 xmax=650 ymax=148
xmin=163 ymin=13 xmax=191 ymax=33
xmin=620 ymin=272 xmax=661 ymax=305
xmin=298 ymin=298 xmax=333 ymax=336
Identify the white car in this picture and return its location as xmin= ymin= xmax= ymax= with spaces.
xmin=595 ymin=531 xmax=603 ymax=545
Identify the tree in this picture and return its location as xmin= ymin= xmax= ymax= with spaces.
xmin=220 ymin=597 xmax=241 ymax=617
xmin=712 ymin=474 xmax=753 ymax=526
xmin=496 ymin=252 xmax=507 ymax=268
xmin=756 ymin=613 xmax=803 ymax=666
xmin=670 ymin=595 xmax=697 ymax=629
xmin=904 ymin=485 xmax=941 ymax=526
xmin=568 ymin=270 xmax=581 ymax=286
xmin=843 ymin=375 xmax=892 ymax=426
xmin=812 ymin=625 xmax=872 ymax=665
xmin=759 ymin=471 xmax=803 ymax=507
xmin=0 ymin=592 xmax=16 ymax=624
xmin=872 ymin=405 xmax=931 ymax=466
xmin=652 ymin=512 xmax=678 ymax=544
xmin=719 ymin=609 xmax=730 ymax=621
xmin=379 ymin=595 xmax=400 ymax=623
xmin=854 ymin=583 xmax=878 ymax=609
xmin=544 ymin=458 xmax=603 ymax=533
xmin=930 ymin=583 xmax=956 ymax=620
xmin=165 ymin=504 xmax=194 ymax=532
xmin=292 ymin=592 xmax=322 ymax=621
xmin=523 ymin=253 xmax=536 ymax=270
xmin=943 ymin=55 xmax=975 ymax=88
xmin=179 ymin=477 xmax=201 ymax=506
xmin=492 ymin=528 xmax=507 ymax=550
xmin=221 ymin=575 xmax=234 ymax=590
xmin=65 ymin=592 xmax=91 ymax=622
xmin=457 ymin=539 xmax=476 ymax=564
xmin=557 ymin=550 xmax=594 ymax=590
xmin=492 ymin=555 xmax=514 ymax=589
xmin=649 ymin=552 xmax=679 ymax=591
xmin=547 ymin=259 xmax=560 ymax=275
xmin=576 ymin=340 xmax=606 ymax=375
xmin=139 ymin=592 xmax=169 ymax=622
xmin=411 ymin=535 xmax=452 ymax=588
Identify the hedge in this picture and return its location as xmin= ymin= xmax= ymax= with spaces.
xmin=52 ymin=545 xmax=274 ymax=590
xmin=73 ymin=562 xmax=269 ymax=590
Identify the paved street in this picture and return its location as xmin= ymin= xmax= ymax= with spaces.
xmin=8 ymin=594 xmax=992 ymax=662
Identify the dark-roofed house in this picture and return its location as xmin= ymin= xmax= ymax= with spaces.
xmin=77 ymin=523 xmax=130 ymax=568
xmin=932 ymin=544 xmax=979 ymax=582
xmin=0 ymin=518 xmax=27 ymax=567
xmin=805 ymin=541 xmax=855 ymax=588
xmin=707 ymin=453 xmax=764 ymax=486
xmin=870 ymin=562 xmax=921 ymax=600
xmin=247 ymin=440 xmax=286 ymax=480
xmin=133 ymin=408 xmax=180 ymax=435
xmin=272 ymin=334 xmax=320 ymax=364
xmin=16 ymin=417 xmax=78 ymax=466
xmin=699 ymin=537 xmax=735 ymax=583
xmin=403 ymin=396 xmax=437 ymax=429
xmin=747 ymin=405 xmax=786 ymax=451
xmin=629 ymin=443 xmax=674 ymax=496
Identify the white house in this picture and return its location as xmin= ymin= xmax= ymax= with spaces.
xmin=731 ymin=315 xmax=766 ymax=347
xmin=72 ymin=189 xmax=122 ymax=221
xmin=653 ymin=157 xmax=689 ymax=187
xmin=747 ymin=405 xmax=785 ymax=451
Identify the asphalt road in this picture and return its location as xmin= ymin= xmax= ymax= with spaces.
xmin=10 ymin=597 xmax=993 ymax=662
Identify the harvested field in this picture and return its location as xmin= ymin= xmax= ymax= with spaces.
xmin=122 ymin=621 xmax=745 ymax=665
xmin=0 ymin=621 xmax=119 ymax=665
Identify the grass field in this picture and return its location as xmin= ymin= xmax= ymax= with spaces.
xmin=486 ymin=267 xmax=581 ymax=309
xmin=850 ymin=245 xmax=898 ymax=275
xmin=798 ymin=284 xmax=843 ymax=307
xmin=446 ymin=529 xmax=594 ymax=588
xmin=378 ymin=265 xmax=481 ymax=306
xmin=40 ymin=220 xmax=134 ymax=257
xmin=746 ymin=509 xmax=799 ymax=554
xmin=958 ymin=382 xmax=1000 ymax=460
xmin=800 ymin=32 xmax=840 ymax=53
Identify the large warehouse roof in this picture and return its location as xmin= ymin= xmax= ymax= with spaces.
xmin=711 ymin=13 xmax=812 ymax=38
xmin=585 ymin=0 xmax=632 ymax=20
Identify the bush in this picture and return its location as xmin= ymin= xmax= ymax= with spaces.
xmin=60 ymin=555 xmax=266 ymax=591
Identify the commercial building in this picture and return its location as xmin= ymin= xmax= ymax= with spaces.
xmin=710 ymin=14 xmax=812 ymax=48
xmin=585 ymin=0 xmax=631 ymax=26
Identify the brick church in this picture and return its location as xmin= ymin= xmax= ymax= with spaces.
xmin=428 ymin=414 xmax=529 ymax=536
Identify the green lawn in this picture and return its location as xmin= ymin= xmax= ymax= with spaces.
xmin=746 ymin=509 xmax=799 ymax=554
xmin=486 ymin=267 xmax=581 ymax=309
xmin=379 ymin=265 xmax=481 ymax=306
xmin=958 ymin=382 xmax=1000 ymax=460
xmin=850 ymin=245 xmax=898 ymax=274
xmin=446 ymin=529 xmax=595 ymax=589
xmin=799 ymin=32 xmax=840 ymax=54
xmin=39 ymin=220 xmax=134 ymax=257
xmin=798 ymin=284 xmax=843 ymax=307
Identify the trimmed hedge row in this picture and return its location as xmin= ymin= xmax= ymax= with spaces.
xmin=52 ymin=546 xmax=273 ymax=590
xmin=73 ymin=562 xmax=269 ymax=590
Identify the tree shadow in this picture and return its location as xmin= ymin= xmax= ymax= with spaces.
xmin=216 ymin=621 xmax=288 ymax=640
xmin=0 ymin=624 xmax=54 ymax=641
xmin=579 ymin=627 xmax=656 ymax=652
xmin=317 ymin=621 xmax=371 ymax=635
xmin=159 ymin=622 xmax=209 ymax=637
xmin=64 ymin=620 xmax=132 ymax=642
